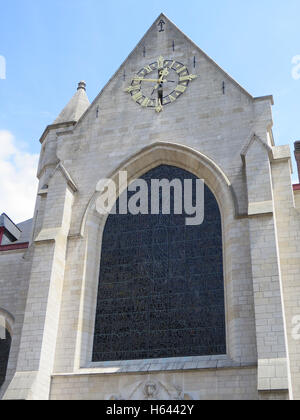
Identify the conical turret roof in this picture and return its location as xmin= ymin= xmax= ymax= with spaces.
xmin=53 ymin=81 xmax=90 ymax=124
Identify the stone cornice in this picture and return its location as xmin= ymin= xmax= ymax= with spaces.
xmin=39 ymin=121 xmax=76 ymax=144
xmin=253 ymin=95 xmax=274 ymax=106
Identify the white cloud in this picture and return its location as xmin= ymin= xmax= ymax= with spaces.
xmin=0 ymin=130 xmax=39 ymax=223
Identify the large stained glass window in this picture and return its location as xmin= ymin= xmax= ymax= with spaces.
xmin=0 ymin=329 xmax=11 ymax=388
xmin=92 ymin=165 xmax=226 ymax=362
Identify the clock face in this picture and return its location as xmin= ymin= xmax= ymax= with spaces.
xmin=124 ymin=56 xmax=197 ymax=113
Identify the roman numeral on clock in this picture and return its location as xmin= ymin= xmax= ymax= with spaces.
xmin=175 ymin=84 xmax=187 ymax=93
xmin=176 ymin=66 xmax=187 ymax=74
xmin=132 ymin=92 xmax=143 ymax=102
xmin=144 ymin=65 xmax=153 ymax=73
xmin=141 ymin=97 xmax=151 ymax=107
xmin=125 ymin=85 xmax=140 ymax=93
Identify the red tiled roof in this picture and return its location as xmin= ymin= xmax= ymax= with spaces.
xmin=0 ymin=242 xmax=29 ymax=252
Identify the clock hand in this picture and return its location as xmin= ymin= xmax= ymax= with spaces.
xmin=151 ymin=70 xmax=170 ymax=92
xmin=158 ymin=69 xmax=169 ymax=84
xmin=155 ymin=98 xmax=163 ymax=113
xmin=132 ymin=77 xmax=166 ymax=83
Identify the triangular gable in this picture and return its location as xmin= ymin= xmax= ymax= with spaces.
xmin=76 ymin=13 xmax=266 ymax=126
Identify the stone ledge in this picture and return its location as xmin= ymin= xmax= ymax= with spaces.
xmin=35 ymin=228 xmax=61 ymax=244
xmin=257 ymin=358 xmax=288 ymax=392
xmin=272 ymin=145 xmax=291 ymax=162
xmin=37 ymin=188 xmax=48 ymax=197
xmin=248 ymin=201 xmax=273 ymax=216
xmin=254 ymin=95 xmax=274 ymax=105
xmin=53 ymin=356 xmax=257 ymax=376
xmin=2 ymin=371 xmax=38 ymax=400
xmin=39 ymin=121 xmax=76 ymax=144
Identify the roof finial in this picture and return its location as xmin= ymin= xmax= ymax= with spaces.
xmin=77 ymin=80 xmax=86 ymax=91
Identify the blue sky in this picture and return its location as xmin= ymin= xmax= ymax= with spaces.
xmin=0 ymin=0 xmax=300 ymax=221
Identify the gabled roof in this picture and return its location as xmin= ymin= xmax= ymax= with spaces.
xmin=0 ymin=213 xmax=21 ymax=242
xmin=76 ymin=13 xmax=273 ymax=126
xmin=53 ymin=81 xmax=90 ymax=124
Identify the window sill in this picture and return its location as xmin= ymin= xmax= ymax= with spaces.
xmin=71 ymin=355 xmax=255 ymax=376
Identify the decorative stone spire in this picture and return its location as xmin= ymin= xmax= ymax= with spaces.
xmin=53 ymin=81 xmax=90 ymax=124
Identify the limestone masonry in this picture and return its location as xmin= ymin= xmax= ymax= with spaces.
xmin=1 ymin=14 xmax=300 ymax=400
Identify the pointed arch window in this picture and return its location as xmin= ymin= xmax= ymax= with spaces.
xmin=92 ymin=165 xmax=226 ymax=362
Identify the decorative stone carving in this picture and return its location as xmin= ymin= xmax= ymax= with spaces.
xmin=143 ymin=382 xmax=158 ymax=400
xmin=106 ymin=379 xmax=193 ymax=401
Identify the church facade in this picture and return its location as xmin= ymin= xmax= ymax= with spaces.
xmin=1 ymin=14 xmax=300 ymax=400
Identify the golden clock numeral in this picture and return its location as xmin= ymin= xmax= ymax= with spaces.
xmin=179 ymin=74 xmax=197 ymax=82
xmin=144 ymin=65 xmax=153 ymax=73
xmin=169 ymin=60 xmax=176 ymax=69
xmin=169 ymin=95 xmax=176 ymax=102
xmin=175 ymin=84 xmax=187 ymax=93
xmin=157 ymin=56 xmax=164 ymax=69
xmin=176 ymin=66 xmax=187 ymax=74
xmin=125 ymin=85 xmax=140 ymax=93
xmin=132 ymin=76 xmax=143 ymax=83
xmin=132 ymin=92 xmax=143 ymax=102
xmin=141 ymin=97 xmax=151 ymax=107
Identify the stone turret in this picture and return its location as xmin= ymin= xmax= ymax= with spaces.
xmin=32 ymin=82 xmax=90 ymax=241
xmin=37 ymin=81 xmax=90 ymax=181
